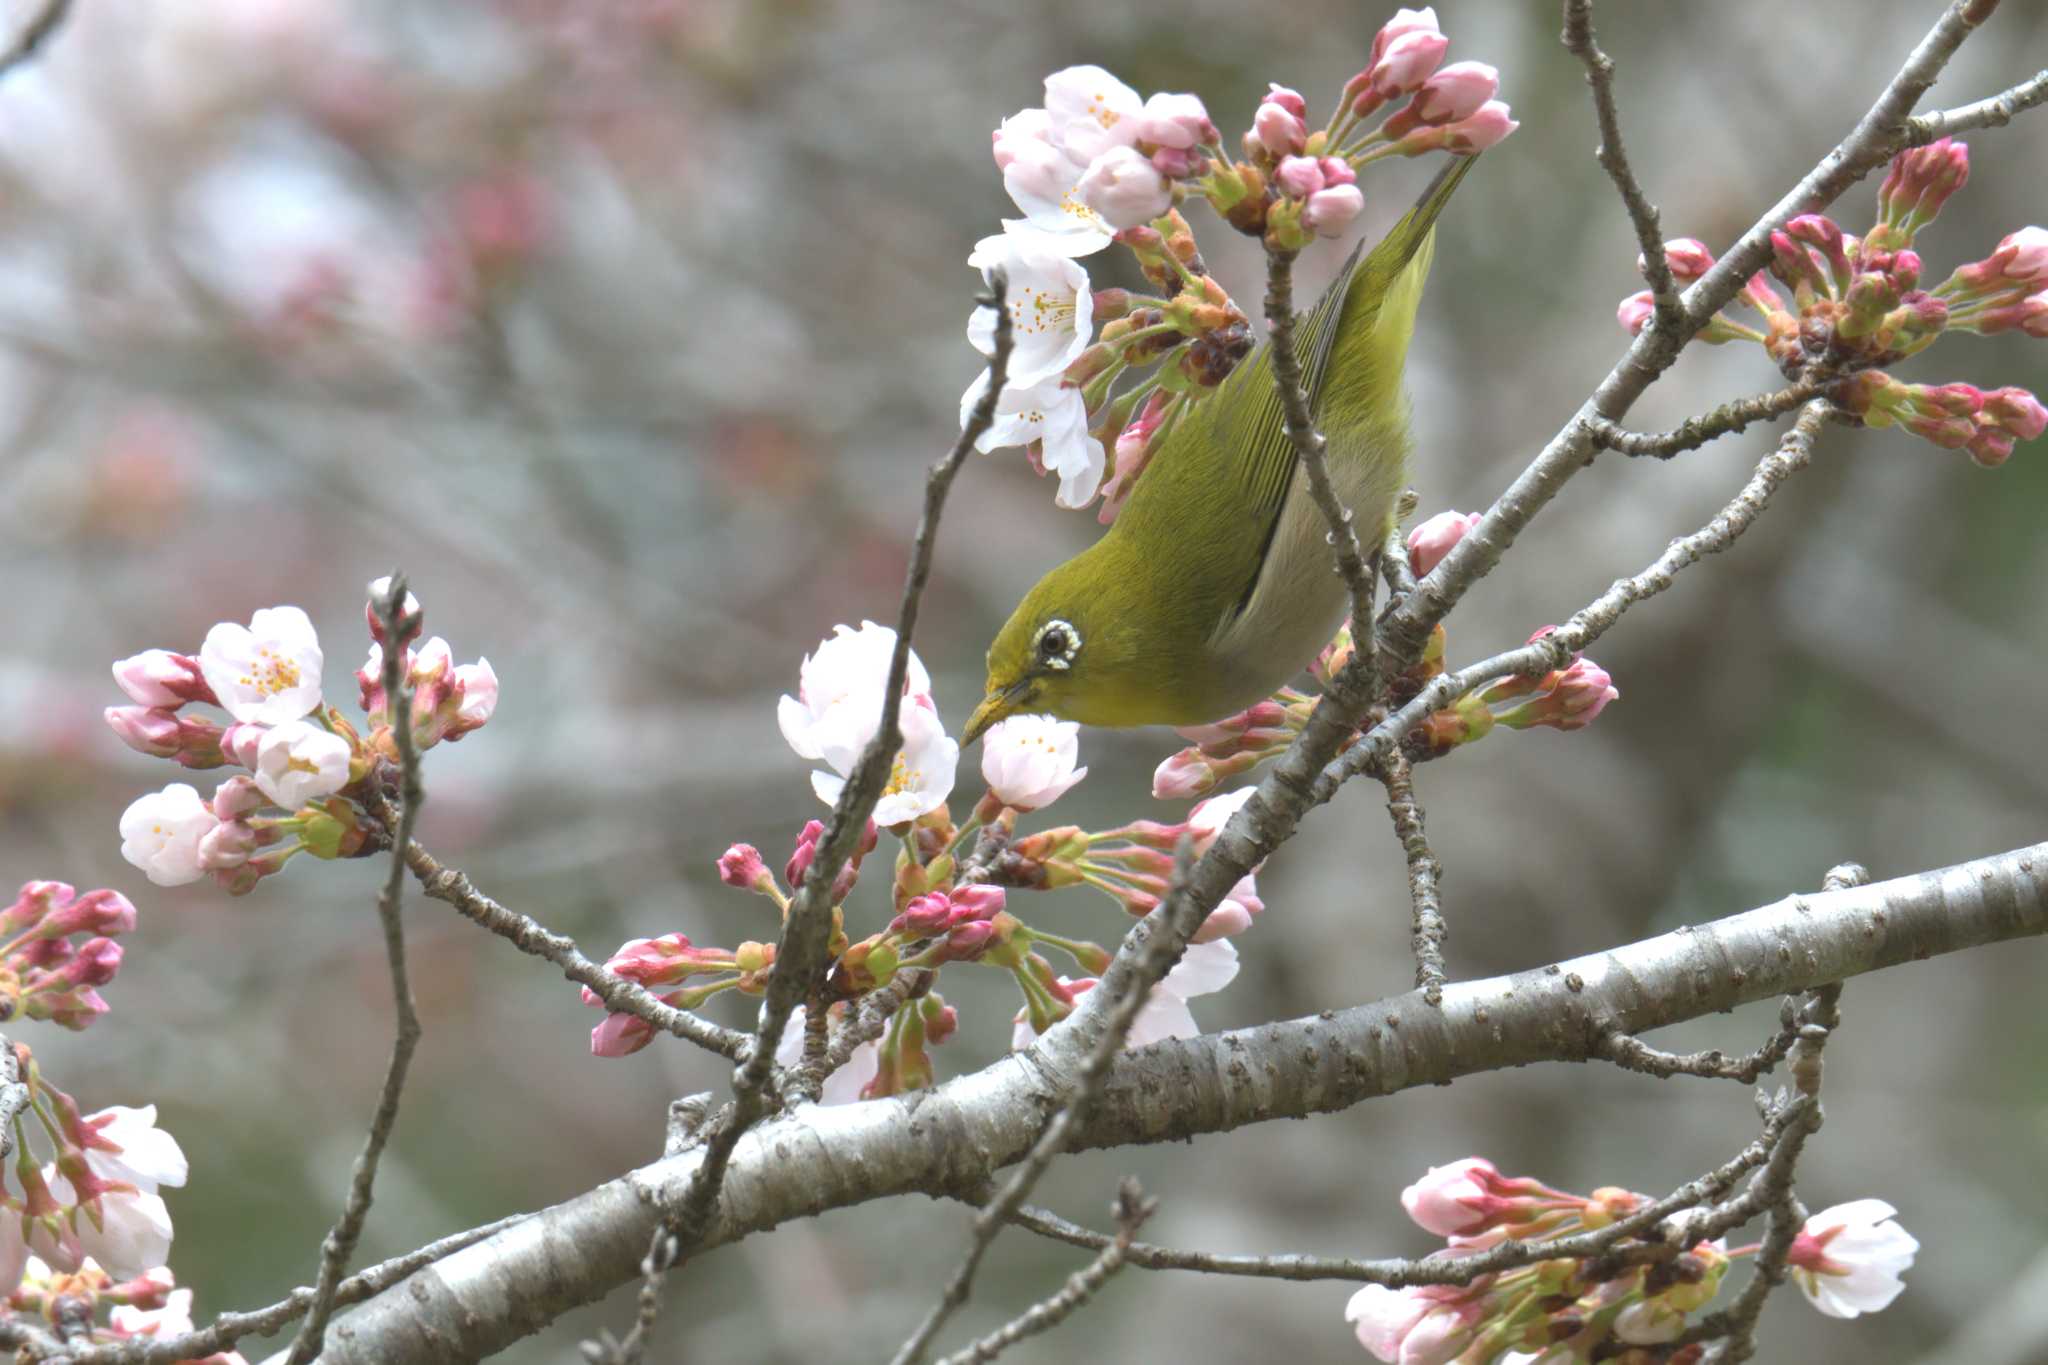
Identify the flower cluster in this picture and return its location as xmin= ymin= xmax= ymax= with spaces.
xmin=583 ymin=619 xmax=1254 ymax=1096
xmin=967 ymin=8 xmax=1516 ymax=517
xmin=1346 ymin=1157 xmax=1916 ymax=1363
xmin=8 ymin=1259 xmax=242 ymax=1363
xmin=1617 ymin=138 xmax=2047 ymax=467
xmin=110 ymin=583 xmax=497 ymax=893
xmin=0 ymin=882 xmax=139 ymax=1031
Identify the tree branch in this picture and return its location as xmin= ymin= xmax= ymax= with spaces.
xmin=1562 ymin=0 xmax=1680 ymax=330
xmin=1376 ymin=756 xmax=1446 ymax=1004
xmin=304 ymin=837 xmax=2048 ymax=1361
xmin=1904 ymin=68 xmax=2048 ymax=143
xmin=1380 ymin=0 xmax=1997 ymax=667
xmin=283 ymin=578 xmax=428 ymax=1365
xmin=936 ymin=1180 xmax=1154 ymax=1365
xmin=1588 ymin=379 xmax=1826 ymax=459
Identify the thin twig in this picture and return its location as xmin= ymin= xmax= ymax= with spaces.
xmin=1599 ymin=1008 xmax=1799 ymax=1083
xmin=579 ymin=1230 xmax=681 ymax=1365
xmin=1322 ymin=400 xmax=1835 ymax=797
xmin=400 ymin=841 xmax=749 ymax=1061
xmin=1589 ymin=379 xmax=1827 ymax=459
xmin=936 ymin=1180 xmax=1155 ymax=1365
xmin=809 ymin=967 xmax=930 ymax=1097
xmin=1006 ymin=1111 xmax=1787 ymax=1287
xmin=1562 ymin=0 xmax=1680 ymax=331
xmin=284 ymin=578 xmax=428 ymax=1365
xmin=890 ymin=839 xmax=1198 ymax=1365
xmin=0 ymin=0 xmax=70 ymax=82
xmin=1381 ymin=0 xmax=1998 ymax=670
xmin=1904 ymin=68 xmax=2048 ymax=143
xmin=1376 ymin=755 xmax=1446 ymax=1004
xmin=1262 ymin=248 xmax=1377 ymax=647
xmin=667 ymin=269 xmax=1016 ymax=1252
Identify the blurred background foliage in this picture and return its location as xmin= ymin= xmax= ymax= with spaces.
xmin=0 ymin=0 xmax=2043 ymax=1359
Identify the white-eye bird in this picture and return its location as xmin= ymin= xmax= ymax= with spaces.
xmin=964 ymin=160 xmax=1472 ymax=742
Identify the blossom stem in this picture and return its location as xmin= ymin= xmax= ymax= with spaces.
xmin=1027 ymin=929 xmax=1109 ymax=969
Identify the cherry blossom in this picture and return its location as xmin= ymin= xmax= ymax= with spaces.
xmin=980 ymin=714 xmax=1088 ymax=810
xmin=967 ymin=229 xmax=1096 ymax=387
xmin=197 ymin=605 xmax=324 ymax=725
xmin=1788 ymin=1199 xmax=1918 ymax=1318
xmin=252 ymin=719 xmax=351 ymax=808
xmin=118 ymin=784 xmax=220 ymax=887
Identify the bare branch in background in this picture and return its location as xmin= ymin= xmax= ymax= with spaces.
xmin=1562 ymin=0 xmax=1680 ymax=329
xmin=1376 ymin=755 xmax=1447 ymax=1004
xmin=0 ymin=0 xmax=70 ymax=83
xmin=891 ymin=839 xmax=1198 ymax=1365
xmin=284 ymin=578 xmax=428 ymax=1365
xmin=578 ymin=1231 xmax=680 ymax=1365
xmin=937 ymin=1180 xmax=1155 ymax=1365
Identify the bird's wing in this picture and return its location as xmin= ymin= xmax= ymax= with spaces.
xmin=1220 ymin=158 xmax=1476 ymax=622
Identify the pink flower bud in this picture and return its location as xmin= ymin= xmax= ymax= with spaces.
xmin=1401 ymin=1157 xmax=1499 ymax=1235
xmin=43 ymin=889 xmax=137 ymax=939
xmin=784 ymin=819 xmax=825 ymax=888
xmin=1410 ymin=61 xmax=1498 ymax=124
xmin=1303 ymin=185 xmax=1365 ymax=238
xmin=1149 ymin=145 xmax=1200 ymax=179
xmin=941 ymin=918 xmax=997 ymax=959
xmin=948 ymin=884 xmax=1006 ymax=921
xmin=1641 ymin=237 xmax=1714 ymax=285
xmin=1076 ymin=146 xmax=1172 ymax=230
xmin=892 ymin=892 xmax=956 ymax=938
xmin=1275 ymin=155 xmax=1325 ymax=199
xmin=1407 ymin=509 xmax=1482 ymax=576
xmin=1262 ymin=82 xmax=1307 ymax=119
xmin=923 ymin=1002 xmax=959 ymax=1045
xmin=1151 ymin=748 xmax=1221 ymax=800
xmin=1317 ymin=156 xmax=1356 ymax=187
xmin=61 ymin=938 xmax=123 ymax=987
xmin=717 ymin=844 xmax=770 ymax=892
xmin=1135 ymin=92 xmax=1215 ymax=152
xmin=590 ymin=1011 xmax=655 ymax=1059
xmin=364 ymin=576 xmax=423 ymax=649
xmin=2 ymin=882 xmax=71 ymax=934
xmin=1878 ymin=137 xmax=1970 ymax=239
xmin=1437 ymin=100 xmax=1517 ymax=154
xmin=220 ymin=723 xmax=265 ymax=770
xmin=1367 ymin=29 xmax=1450 ymax=100
xmin=1986 ymin=386 xmax=2048 ymax=441
xmin=1616 ymin=289 xmax=1654 ymax=336
xmin=1253 ymin=97 xmax=1308 ymax=158
xmin=211 ymin=776 xmax=266 ymax=820
xmin=196 ymin=820 xmax=259 ymax=871
xmin=110 ymin=652 xmax=215 ymax=709
xmin=104 ymin=707 xmax=181 ymax=759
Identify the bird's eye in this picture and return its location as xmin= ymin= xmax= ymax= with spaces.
xmin=1032 ymin=618 xmax=1081 ymax=671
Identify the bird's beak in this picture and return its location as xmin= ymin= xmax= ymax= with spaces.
xmin=963 ymin=680 xmax=1033 ymax=746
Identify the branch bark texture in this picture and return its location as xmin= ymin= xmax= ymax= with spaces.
xmin=308 ymin=839 xmax=2048 ymax=1362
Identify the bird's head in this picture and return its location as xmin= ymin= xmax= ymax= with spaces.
xmin=963 ymin=568 xmax=1104 ymax=744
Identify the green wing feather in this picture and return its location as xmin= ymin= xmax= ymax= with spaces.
xmin=1213 ymin=157 xmax=1477 ymax=618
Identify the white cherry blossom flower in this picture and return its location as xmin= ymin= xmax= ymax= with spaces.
xmin=81 ymin=1106 xmax=189 ymax=1195
xmin=118 ymin=784 xmax=220 ymax=887
xmin=775 ymin=1006 xmax=882 ymax=1106
xmin=46 ymin=1168 xmax=173 ymax=1279
xmin=980 ymin=714 xmax=1087 ymax=811
xmin=198 ymin=605 xmax=324 ymax=724
xmin=992 ymin=108 xmax=1112 ymax=255
xmin=253 ymin=719 xmax=351 ymax=809
xmin=1789 ymin=1199 xmax=1918 ymax=1318
xmin=960 ymin=373 xmax=1106 ymax=508
xmin=1012 ymin=939 xmax=1238 ymax=1050
xmin=1043 ymin=65 xmax=1143 ymax=164
xmin=810 ymin=695 xmax=958 ymax=826
xmin=967 ymin=229 xmax=1095 ymax=387
xmin=777 ymin=622 xmax=932 ymax=777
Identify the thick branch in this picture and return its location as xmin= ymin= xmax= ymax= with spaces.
xmin=307 ymin=838 xmax=2048 ymax=1361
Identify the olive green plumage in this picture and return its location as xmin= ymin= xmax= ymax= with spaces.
xmin=966 ymin=160 xmax=1475 ymax=741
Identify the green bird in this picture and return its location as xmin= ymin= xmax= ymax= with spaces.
xmin=964 ymin=160 xmax=1472 ymax=743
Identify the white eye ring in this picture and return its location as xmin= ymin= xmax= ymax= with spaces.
xmin=1032 ymin=618 xmax=1081 ymax=671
